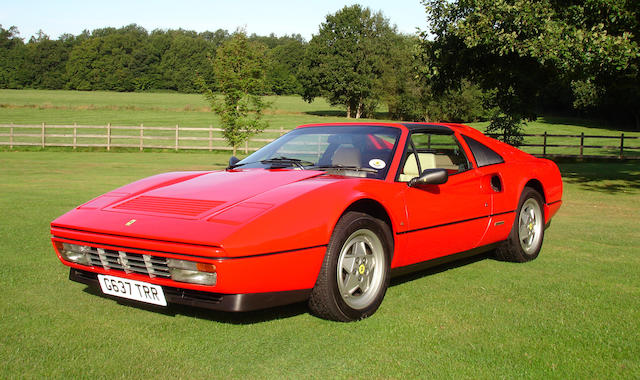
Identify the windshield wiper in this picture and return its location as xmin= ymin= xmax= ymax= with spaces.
xmin=310 ymin=165 xmax=377 ymax=173
xmin=261 ymin=156 xmax=313 ymax=169
xmin=227 ymin=157 xmax=314 ymax=170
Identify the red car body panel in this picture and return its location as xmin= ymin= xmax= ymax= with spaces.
xmin=51 ymin=122 xmax=562 ymax=312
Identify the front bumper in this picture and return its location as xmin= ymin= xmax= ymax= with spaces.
xmin=70 ymin=268 xmax=311 ymax=312
xmin=52 ymin=226 xmax=327 ymax=295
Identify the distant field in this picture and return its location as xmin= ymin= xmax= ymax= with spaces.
xmin=0 ymin=152 xmax=638 ymax=378
xmin=1 ymin=89 xmax=638 ymax=157
xmin=0 ymin=89 xmax=350 ymax=127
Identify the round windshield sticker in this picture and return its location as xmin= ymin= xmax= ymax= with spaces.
xmin=369 ymin=159 xmax=386 ymax=169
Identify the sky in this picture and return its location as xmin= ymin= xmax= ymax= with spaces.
xmin=1 ymin=0 xmax=428 ymax=41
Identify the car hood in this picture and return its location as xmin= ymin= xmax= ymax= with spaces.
xmin=51 ymin=169 xmax=336 ymax=255
xmin=101 ymin=169 xmax=325 ymax=219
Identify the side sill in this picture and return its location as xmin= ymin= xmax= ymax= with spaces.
xmin=69 ymin=268 xmax=311 ymax=312
xmin=390 ymin=242 xmax=501 ymax=278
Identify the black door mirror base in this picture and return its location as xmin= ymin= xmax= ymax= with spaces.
xmin=409 ymin=168 xmax=449 ymax=187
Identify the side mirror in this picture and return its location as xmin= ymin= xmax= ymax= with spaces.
xmin=228 ymin=156 xmax=240 ymax=168
xmin=409 ymin=168 xmax=448 ymax=187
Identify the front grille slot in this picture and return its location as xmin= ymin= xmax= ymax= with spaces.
xmin=87 ymin=247 xmax=170 ymax=278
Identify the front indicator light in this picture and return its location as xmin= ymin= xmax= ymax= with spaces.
xmin=167 ymin=259 xmax=217 ymax=286
xmin=57 ymin=242 xmax=92 ymax=265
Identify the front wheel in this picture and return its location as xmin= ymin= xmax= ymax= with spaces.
xmin=308 ymin=212 xmax=392 ymax=321
xmin=495 ymin=188 xmax=545 ymax=262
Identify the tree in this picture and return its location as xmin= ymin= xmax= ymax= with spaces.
xmin=378 ymin=33 xmax=487 ymax=123
xmin=421 ymin=0 xmax=640 ymax=138
xmin=266 ymin=39 xmax=306 ymax=95
xmin=300 ymin=5 xmax=396 ymax=118
xmin=22 ymin=31 xmax=71 ymax=89
xmin=200 ymin=31 xmax=270 ymax=155
xmin=157 ymin=30 xmax=215 ymax=92
xmin=66 ymin=24 xmax=154 ymax=91
xmin=199 ymin=29 xmax=231 ymax=49
xmin=0 ymin=25 xmax=26 ymax=88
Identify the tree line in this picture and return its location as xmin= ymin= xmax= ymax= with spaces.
xmin=1 ymin=0 xmax=638 ymax=135
xmin=0 ymin=24 xmax=306 ymax=95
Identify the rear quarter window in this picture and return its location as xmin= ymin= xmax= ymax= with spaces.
xmin=462 ymin=135 xmax=504 ymax=167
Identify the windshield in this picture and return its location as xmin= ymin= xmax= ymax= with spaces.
xmin=233 ymin=125 xmax=401 ymax=179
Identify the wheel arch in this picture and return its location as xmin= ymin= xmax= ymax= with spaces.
xmin=523 ymin=178 xmax=546 ymax=203
xmin=341 ymin=198 xmax=395 ymax=257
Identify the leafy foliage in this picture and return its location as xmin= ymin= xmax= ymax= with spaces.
xmin=383 ymin=35 xmax=487 ymax=123
xmin=300 ymin=5 xmax=396 ymax=118
xmin=421 ymin=0 xmax=640 ymax=135
xmin=66 ymin=25 xmax=154 ymax=91
xmin=266 ymin=39 xmax=306 ymax=95
xmin=0 ymin=24 xmax=303 ymax=96
xmin=155 ymin=31 xmax=216 ymax=92
xmin=200 ymin=32 xmax=270 ymax=154
xmin=0 ymin=25 xmax=26 ymax=88
xmin=22 ymin=32 xmax=71 ymax=89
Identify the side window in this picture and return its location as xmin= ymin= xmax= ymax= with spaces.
xmin=462 ymin=135 xmax=504 ymax=167
xmin=398 ymin=132 xmax=471 ymax=182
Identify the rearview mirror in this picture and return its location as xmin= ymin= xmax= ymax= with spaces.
xmin=408 ymin=168 xmax=448 ymax=187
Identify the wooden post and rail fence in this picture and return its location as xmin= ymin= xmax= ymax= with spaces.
xmin=0 ymin=123 xmax=288 ymax=154
xmin=0 ymin=123 xmax=638 ymax=159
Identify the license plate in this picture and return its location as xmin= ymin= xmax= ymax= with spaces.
xmin=98 ymin=274 xmax=167 ymax=306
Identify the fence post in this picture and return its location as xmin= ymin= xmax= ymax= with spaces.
xmin=543 ymin=131 xmax=547 ymax=157
xmin=209 ymin=125 xmax=213 ymax=152
xmin=73 ymin=123 xmax=77 ymax=150
xmin=9 ymin=124 xmax=13 ymax=150
xmin=579 ymin=132 xmax=584 ymax=157
xmin=107 ymin=123 xmax=111 ymax=151
xmin=41 ymin=122 xmax=45 ymax=148
xmin=244 ymin=140 xmax=248 ymax=154
xmin=175 ymin=124 xmax=179 ymax=151
xmin=279 ymin=126 xmax=284 ymax=136
xmin=139 ymin=124 xmax=144 ymax=151
xmin=620 ymin=133 xmax=625 ymax=159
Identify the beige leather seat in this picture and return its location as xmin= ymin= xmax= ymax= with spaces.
xmin=332 ymin=146 xmax=361 ymax=167
xmin=399 ymin=153 xmax=436 ymax=182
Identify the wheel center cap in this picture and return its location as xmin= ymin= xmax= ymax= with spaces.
xmin=358 ymin=264 xmax=366 ymax=275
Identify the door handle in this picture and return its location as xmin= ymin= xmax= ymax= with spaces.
xmin=490 ymin=175 xmax=502 ymax=192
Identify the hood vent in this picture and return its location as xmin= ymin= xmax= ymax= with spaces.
xmin=112 ymin=196 xmax=224 ymax=217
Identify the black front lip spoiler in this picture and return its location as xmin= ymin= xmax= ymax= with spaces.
xmin=69 ymin=268 xmax=311 ymax=312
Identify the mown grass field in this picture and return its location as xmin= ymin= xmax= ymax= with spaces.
xmin=1 ymin=151 xmax=639 ymax=378
xmin=0 ymin=89 xmax=350 ymax=127
xmin=1 ymin=89 xmax=639 ymax=157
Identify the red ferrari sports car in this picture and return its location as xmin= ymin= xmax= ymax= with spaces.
xmin=51 ymin=122 xmax=562 ymax=321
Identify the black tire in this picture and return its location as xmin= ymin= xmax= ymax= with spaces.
xmin=308 ymin=211 xmax=392 ymax=321
xmin=495 ymin=187 xmax=545 ymax=262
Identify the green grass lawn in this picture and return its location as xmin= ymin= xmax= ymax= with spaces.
xmin=0 ymin=89 xmax=351 ymax=127
xmin=0 ymin=151 xmax=638 ymax=378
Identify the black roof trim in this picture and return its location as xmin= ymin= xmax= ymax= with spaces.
xmin=400 ymin=123 xmax=453 ymax=133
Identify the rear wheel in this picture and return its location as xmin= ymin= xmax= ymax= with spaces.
xmin=495 ymin=188 xmax=545 ymax=262
xmin=308 ymin=211 xmax=392 ymax=321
